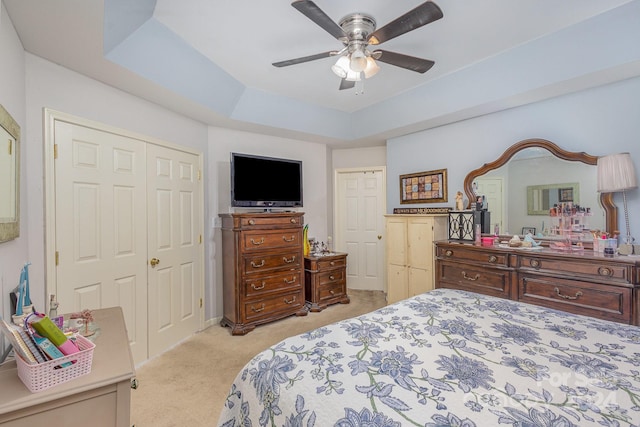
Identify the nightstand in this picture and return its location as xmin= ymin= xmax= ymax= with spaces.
xmin=304 ymin=252 xmax=350 ymax=312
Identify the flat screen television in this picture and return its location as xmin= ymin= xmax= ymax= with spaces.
xmin=231 ymin=152 xmax=303 ymax=208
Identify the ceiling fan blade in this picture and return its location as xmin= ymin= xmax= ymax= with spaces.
xmin=292 ymin=0 xmax=346 ymax=41
xmin=375 ymin=50 xmax=435 ymax=73
xmin=339 ymin=79 xmax=355 ymax=90
xmin=273 ymin=51 xmax=335 ymax=67
xmin=368 ymin=1 xmax=443 ymax=45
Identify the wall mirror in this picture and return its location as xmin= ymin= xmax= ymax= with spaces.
xmin=463 ymin=138 xmax=616 ymax=238
xmin=526 ymin=182 xmax=580 ymax=215
xmin=0 ymin=104 xmax=20 ymax=243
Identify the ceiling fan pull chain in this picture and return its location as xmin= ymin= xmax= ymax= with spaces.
xmin=356 ymin=72 xmax=365 ymax=95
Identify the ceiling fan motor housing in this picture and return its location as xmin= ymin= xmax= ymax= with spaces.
xmin=339 ymin=13 xmax=376 ymax=46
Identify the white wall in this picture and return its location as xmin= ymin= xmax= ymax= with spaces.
xmin=387 ymin=76 xmax=640 ymax=242
xmin=0 ymin=2 xmax=27 ymax=325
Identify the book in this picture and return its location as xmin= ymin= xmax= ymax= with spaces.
xmin=29 ymin=315 xmax=79 ymax=355
xmin=0 ymin=318 xmax=38 ymax=364
xmin=31 ymin=335 xmax=73 ymax=367
xmin=16 ymin=327 xmax=47 ymax=363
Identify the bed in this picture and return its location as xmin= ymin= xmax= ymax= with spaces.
xmin=217 ymin=289 xmax=640 ymax=426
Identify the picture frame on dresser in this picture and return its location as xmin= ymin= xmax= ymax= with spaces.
xmin=399 ymin=169 xmax=447 ymax=204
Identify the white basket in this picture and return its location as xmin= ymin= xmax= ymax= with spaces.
xmin=15 ymin=334 xmax=96 ymax=393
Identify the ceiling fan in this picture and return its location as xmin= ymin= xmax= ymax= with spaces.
xmin=273 ymin=0 xmax=443 ymax=91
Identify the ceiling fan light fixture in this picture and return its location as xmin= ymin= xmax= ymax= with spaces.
xmin=331 ymin=56 xmax=349 ymax=78
xmin=349 ymin=49 xmax=367 ymax=73
xmin=363 ymin=57 xmax=380 ymax=78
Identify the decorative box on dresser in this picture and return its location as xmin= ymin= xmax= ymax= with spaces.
xmin=220 ymin=211 xmax=308 ymax=335
xmin=385 ymin=214 xmax=448 ymax=304
xmin=435 ymin=241 xmax=640 ymax=325
xmin=304 ymin=252 xmax=350 ymax=312
xmin=0 ymin=307 xmax=135 ymax=427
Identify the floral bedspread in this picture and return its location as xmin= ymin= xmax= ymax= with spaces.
xmin=218 ymin=289 xmax=640 ymax=426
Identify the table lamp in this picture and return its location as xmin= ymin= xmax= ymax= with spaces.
xmin=597 ymin=152 xmax=638 ymax=254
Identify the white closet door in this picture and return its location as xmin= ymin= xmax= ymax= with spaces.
xmin=54 ymin=121 xmax=149 ymax=363
xmin=146 ymin=143 xmax=201 ymax=358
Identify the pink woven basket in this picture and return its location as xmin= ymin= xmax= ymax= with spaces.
xmin=15 ymin=334 xmax=95 ymax=393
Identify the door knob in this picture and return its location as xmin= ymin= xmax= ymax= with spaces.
xmin=150 ymin=258 xmax=160 ymax=267
xmin=378 ymin=235 xmax=382 ymax=240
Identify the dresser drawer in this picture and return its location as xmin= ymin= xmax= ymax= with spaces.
xmin=243 ymin=271 xmax=302 ymax=298
xmin=318 ymin=269 xmax=345 ymax=286
xmin=243 ymin=251 xmax=301 ymax=274
xmin=519 ymin=274 xmax=633 ymax=323
xmin=243 ymin=290 xmax=304 ymax=322
xmin=239 ymin=215 xmax=302 ymax=228
xmin=317 ymin=257 xmax=346 ymax=270
xmin=437 ymin=260 xmax=512 ymax=298
xmin=241 ymin=229 xmax=301 ymax=252
xmin=519 ymin=255 xmax=633 ymax=284
xmin=437 ymin=246 xmax=509 ymax=267
xmin=318 ymin=282 xmax=346 ymax=301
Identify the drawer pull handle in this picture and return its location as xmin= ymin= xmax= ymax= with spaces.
xmin=282 ymin=235 xmax=295 ymax=242
xmin=445 ymin=250 xmax=453 ymax=257
xmin=283 ymin=256 xmax=296 ymax=263
xmin=598 ymin=267 xmax=612 ymax=277
xmin=251 ymin=282 xmax=265 ymax=290
xmin=250 ymin=237 xmax=265 ymax=245
xmin=251 ymin=304 xmax=265 ymax=313
xmin=488 ymin=255 xmax=497 ymax=263
xmin=250 ymin=260 xmax=265 ymax=268
xmin=330 ymin=261 xmax=335 ymax=266
xmin=284 ymin=296 xmax=296 ymax=304
xmin=554 ymin=287 xmax=583 ymax=300
xmin=248 ymin=219 xmax=255 ymax=225
xmin=290 ymin=218 xmax=296 ymax=223
xmin=330 ymin=290 xmax=335 ymax=295
xmin=530 ymin=259 xmax=540 ymax=269
xmin=329 ymin=275 xmax=336 ymax=280
xmin=284 ymin=277 xmax=296 ymax=284
xmin=462 ymin=271 xmax=480 ymax=281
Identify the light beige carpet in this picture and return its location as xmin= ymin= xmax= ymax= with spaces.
xmin=130 ymin=290 xmax=387 ymax=427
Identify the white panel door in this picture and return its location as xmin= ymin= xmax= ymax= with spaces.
xmin=54 ymin=121 xmax=148 ymax=363
xmin=476 ymin=177 xmax=504 ymax=234
xmin=146 ymin=144 xmax=201 ymax=358
xmin=335 ymin=169 xmax=385 ymax=291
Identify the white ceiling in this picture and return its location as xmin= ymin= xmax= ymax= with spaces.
xmin=4 ymin=0 xmax=637 ymax=147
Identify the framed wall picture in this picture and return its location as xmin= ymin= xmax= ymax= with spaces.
xmin=558 ymin=187 xmax=574 ymax=202
xmin=522 ymin=227 xmax=536 ymax=235
xmin=399 ymin=169 xmax=447 ymax=204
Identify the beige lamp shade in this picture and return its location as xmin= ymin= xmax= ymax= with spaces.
xmin=597 ymin=152 xmax=638 ymax=193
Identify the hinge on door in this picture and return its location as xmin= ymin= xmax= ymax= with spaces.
xmin=7 ymin=140 xmax=11 ymax=155
xmin=198 ymin=170 xmax=202 ymax=181
xmin=54 ymin=144 xmax=58 ymax=159
xmin=55 ymin=251 xmax=59 ymax=266
xmin=199 ymin=298 xmax=203 ymax=308
xmin=199 ymin=234 xmax=202 ymax=244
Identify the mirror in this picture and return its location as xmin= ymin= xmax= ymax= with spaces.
xmin=463 ymin=138 xmax=617 ymax=238
xmin=527 ymin=182 xmax=580 ymax=215
xmin=0 ymin=104 xmax=20 ymax=242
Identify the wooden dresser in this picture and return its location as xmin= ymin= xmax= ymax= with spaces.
xmin=435 ymin=241 xmax=640 ymax=325
xmin=304 ymin=252 xmax=350 ymax=312
xmin=220 ymin=212 xmax=308 ymax=335
xmin=0 ymin=307 xmax=135 ymax=426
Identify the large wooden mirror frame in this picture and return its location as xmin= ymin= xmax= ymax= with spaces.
xmin=463 ymin=138 xmax=617 ymax=236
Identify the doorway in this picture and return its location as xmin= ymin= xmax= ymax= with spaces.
xmin=334 ymin=167 xmax=386 ymax=291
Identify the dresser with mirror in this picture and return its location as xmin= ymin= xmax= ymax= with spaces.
xmin=436 ymin=139 xmax=639 ymax=325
